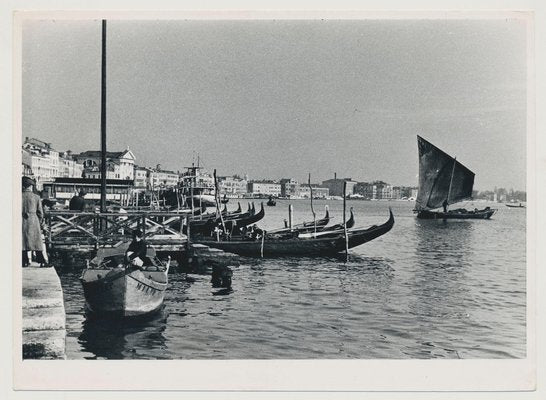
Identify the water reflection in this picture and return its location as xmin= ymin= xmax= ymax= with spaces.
xmin=78 ymin=310 xmax=169 ymax=359
xmin=411 ymin=221 xmax=473 ymax=315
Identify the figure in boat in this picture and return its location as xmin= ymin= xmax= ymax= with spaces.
xmin=80 ymin=231 xmax=170 ymax=318
xmin=267 ymin=196 xmax=276 ymax=206
xmin=414 ymin=135 xmax=496 ymax=220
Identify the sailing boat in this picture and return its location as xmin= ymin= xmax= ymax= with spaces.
xmin=415 ymin=136 xmax=496 ymax=220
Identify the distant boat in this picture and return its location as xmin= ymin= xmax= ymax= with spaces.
xmin=221 ymin=194 xmax=229 ymax=204
xmin=506 ymin=203 xmax=525 ymax=208
xmin=80 ymin=244 xmax=170 ymax=317
xmin=266 ymin=196 xmax=276 ymax=207
xmin=415 ymin=136 xmax=496 ymax=220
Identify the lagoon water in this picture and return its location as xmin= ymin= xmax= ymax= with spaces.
xmin=58 ymin=199 xmax=526 ymax=359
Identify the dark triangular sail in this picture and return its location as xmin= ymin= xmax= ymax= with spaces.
xmin=415 ymin=136 xmax=475 ymax=210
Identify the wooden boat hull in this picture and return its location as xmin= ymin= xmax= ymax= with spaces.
xmin=416 ymin=208 xmax=496 ymax=220
xmin=195 ymin=210 xmax=394 ymax=257
xmin=505 ymin=204 xmax=525 ymax=208
xmin=80 ymin=263 xmax=169 ymax=317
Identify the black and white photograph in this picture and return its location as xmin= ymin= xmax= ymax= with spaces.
xmin=6 ymin=3 xmax=542 ymax=396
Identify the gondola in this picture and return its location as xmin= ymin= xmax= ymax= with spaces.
xmin=267 ymin=196 xmax=276 ymax=206
xmin=80 ymin=244 xmax=170 ymax=317
xmin=297 ymin=208 xmax=355 ymax=237
xmin=505 ymin=203 xmax=525 ymax=208
xmin=188 ymin=203 xmax=264 ymax=235
xmin=267 ymin=208 xmax=331 ymax=235
xmin=221 ymin=194 xmax=229 ymax=204
xmin=194 ymin=209 xmax=394 ymax=257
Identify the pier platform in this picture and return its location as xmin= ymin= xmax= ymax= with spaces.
xmin=22 ymin=266 xmax=66 ymax=359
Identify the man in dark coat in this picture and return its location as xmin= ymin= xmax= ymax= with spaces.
xmin=125 ymin=229 xmax=147 ymax=267
xmin=22 ymin=176 xmax=46 ymax=266
xmin=69 ymin=190 xmax=87 ymax=211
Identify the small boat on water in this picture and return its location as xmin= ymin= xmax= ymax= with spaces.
xmin=80 ymin=244 xmax=170 ymax=317
xmin=505 ymin=203 xmax=525 ymax=208
xmin=267 ymin=196 xmax=276 ymax=206
xmin=194 ymin=209 xmax=394 ymax=257
xmin=414 ymin=136 xmax=496 ymax=220
xmin=221 ymin=194 xmax=229 ymax=204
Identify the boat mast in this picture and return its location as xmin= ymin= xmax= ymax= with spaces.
xmin=446 ymin=157 xmax=457 ymax=209
xmin=100 ymin=19 xmax=107 ymax=213
xmin=308 ymin=173 xmax=316 ymax=236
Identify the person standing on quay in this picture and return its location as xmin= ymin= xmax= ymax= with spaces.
xmin=22 ymin=176 xmax=47 ymax=267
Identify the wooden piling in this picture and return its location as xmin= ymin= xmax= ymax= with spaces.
xmin=343 ymin=181 xmax=349 ymax=262
xmin=308 ymin=173 xmax=316 ymax=235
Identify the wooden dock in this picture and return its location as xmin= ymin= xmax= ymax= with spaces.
xmin=22 ymin=266 xmax=66 ymax=359
xmin=45 ymin=210 xmax=188 ymax=254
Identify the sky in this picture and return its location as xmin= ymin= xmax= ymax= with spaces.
xmin=22 ymin=19 xmax=528 ymax=190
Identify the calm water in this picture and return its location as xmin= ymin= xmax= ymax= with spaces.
xmin=58 ymin=199 xmax=526 ymax=359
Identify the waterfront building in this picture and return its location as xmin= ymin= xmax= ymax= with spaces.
xmin=22 ymin=137 xmax=83 ymax=189
xmin=247 ymin=180 xmax=281 ymax=197
xmin=218 ymin=175 xmax=248 ymax=196
xmin=370 ymin=181 xmax=387 ymax=200
xmin=320 ymin=177 xmax=357 ymax=197
xmin=354 ymin=182 xmax=373 ymax=200
xmin=134 ymin=165 xmax=179 ymax=190
xmin=74 ymin=148 xmax=136 ymax=181
xmin=280 ymin=178 xmax=300 ymax=198
xmin=58 ymin=151 xmax=84 ymax=179
xmin=134 ymin=166 xmax=148 ymax=189
xmin=381 ymin=184 xmax=393 ymax=200
xmin=298 ymin=184 xmax=329 ymax=199
xmin=148 ymin=165 xmax=179 ymax=189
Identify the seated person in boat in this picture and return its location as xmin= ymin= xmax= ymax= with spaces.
xmin=442 ymin=199 xmax=448 ymax=213
xmin=125 ymin=229 xmax=147 ymax=267
xmin=250 ymin=224 xmax=263 ymax=240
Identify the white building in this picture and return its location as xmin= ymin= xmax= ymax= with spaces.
xmin=22 ymin=137 xmax=83 ymax=189
xmin=75 ymin=149 xmax=136 ymax=181
xmin=247 ymin=180 xmax=281 ymax=196
xmin=219 ymin=175 xmax=248 ymax=196
xmin=381 ymin=185 xmax=393 ymax=200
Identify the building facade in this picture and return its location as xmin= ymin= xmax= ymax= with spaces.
xmin=280 ymin=178 xmax=300 ymax=198
xmin=354 ymin=182 xmax=373 ymax=199
xmin=218 ymin=175 xmax=248 ymax=196
xmin=298 ymin=184 xmax=329 ymax=199
xmin=320 ymin=178 xmax=357 ymax=197
xmin=74 ymin=149 xmax=136 ymax=181
xmin=247 ymin=180 xmax=281 ymax=196
xmin=22 ymin=137 xmax=83 ymax=189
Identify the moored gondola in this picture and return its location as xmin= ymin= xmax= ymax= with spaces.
xmin=194 ymin=209 xmax=394 ymax=257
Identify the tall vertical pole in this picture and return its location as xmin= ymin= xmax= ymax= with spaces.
xmin=446 ymin=157 xmax=457 ymax=210
xmin=100 ymin=19 xmax=107 ymax=213
xmin=308 ymin=173 xmax=316 ymax=235
xmin=288 ymin=204 xmax=293 ymax=230
xmin=343 ymin=181 xmax=349 ymax=262
xmin=213 ymin=169 xmax=226 ymax=233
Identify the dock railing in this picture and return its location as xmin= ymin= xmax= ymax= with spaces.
xmin=45 ymin=210 xmax=189 ymax=252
